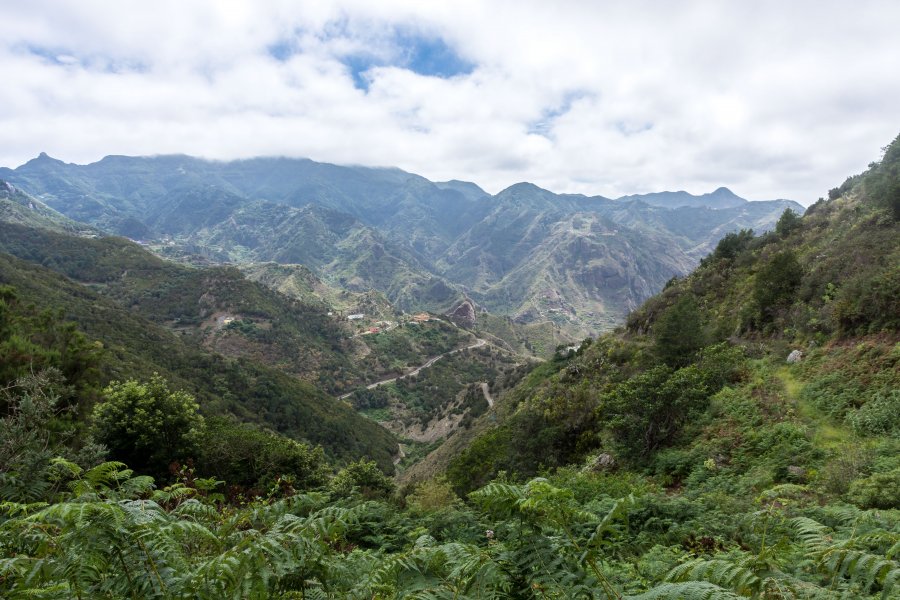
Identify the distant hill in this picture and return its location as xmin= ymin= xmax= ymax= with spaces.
xmin=0 ymin=154 xmax=802 ymax=339
xmin=618 ymin=186 xmax=751 ymax=209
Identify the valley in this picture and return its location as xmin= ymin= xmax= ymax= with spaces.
xmin=1 ymin=135 xmax=898 ymax=599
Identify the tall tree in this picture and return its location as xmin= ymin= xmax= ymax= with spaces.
xmin=654 ymin=295 xmax=704 ymax=367
xmin=753 ymin=251 xmax=803 ymax=323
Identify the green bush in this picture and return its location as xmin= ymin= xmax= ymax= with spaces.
xmin=653 ymin=295 xmax=705 ymax=367
xmin=710 ymin=229 xmax=754 ymax=261
xmin=846 ymin=388 xmax=900 ymax=436
xmin=92 ymin=374 xmax=204 ymax=477
xmin=847 ymin=467 xmax=900 ymax=509
xmin=753 ymin=250 xmax=803 ymax=324
xmin=195 ymin=417 xmax=329 ymax=491
xmin=833 ymin=265 xmax=900 ymax=334
xmin=775 ymin=208 xmax=802 ymax=237
xmin=330 ymin=459 xmax=395 ymax=499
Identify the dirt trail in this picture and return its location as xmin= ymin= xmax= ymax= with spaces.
xmin=480 ymin=382 xmax=494 ymax=408
xmin=393 ymin=443 xmax=406 ymax=466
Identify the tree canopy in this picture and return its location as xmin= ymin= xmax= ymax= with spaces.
xmin=92 ymin=375 xmax=204 ymax=477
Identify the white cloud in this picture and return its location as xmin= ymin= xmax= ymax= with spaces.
xmin=1 ymin=0 xmax=898 ymax=204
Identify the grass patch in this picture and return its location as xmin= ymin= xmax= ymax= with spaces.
xmin=778 ymin=365 xmax=852 ymax=451
xmin=360 ymin=407 xmax=392 ymax=422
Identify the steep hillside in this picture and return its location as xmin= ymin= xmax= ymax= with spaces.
xmin=161 ymin=200 xmax=463 ymax=312
xmin=0 ymin=222 xmax=372 ymax=391
xmin=239 ymin=262 xmax=381 ymax=313
xmin=0 ymin=251 xmax=398 ymax=469
xmin=0 ymin=179 xmax=97 ymax=235
xmin=436 ymin=183 xmax=799 ymax=337
xmin=445 ymin=132 xmax=900 ymax=493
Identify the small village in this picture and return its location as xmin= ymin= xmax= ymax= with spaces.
xmin=347 ymin=311 xmax=434 ymax=336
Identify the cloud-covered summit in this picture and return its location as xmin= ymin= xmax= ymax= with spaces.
xmin=2 ymin=1 xmax=899 ymax=205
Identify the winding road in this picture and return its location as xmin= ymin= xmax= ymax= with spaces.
xmin=339 ymin=337 xmax=487 ymax=400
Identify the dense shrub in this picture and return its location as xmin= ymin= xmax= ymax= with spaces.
xmin=847 ymin=467 xmax=900 ymax=509
xmin=330 ymin=459 xmax=395 ymax=499
xmin=92 ymin=375 xmax=204 ymax=477
xmin=653 ymin=295 xmax=705 ymax=367
xmin=195 ymin=416 xmax=329 ymax=490
xmin=846 ymin=388 xmax=900 ymax=436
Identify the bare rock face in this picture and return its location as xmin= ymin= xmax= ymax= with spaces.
xmin=585 ymin=453 xmax=616 ymax=472
xmin=447 ymin=298 xmax=477 ymax=328
xmin=786 ymin=350 xmax=803 ymax=363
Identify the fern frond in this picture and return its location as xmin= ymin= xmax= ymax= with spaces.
xmin=626 ymin=581 xmax=742 ymax=599
xmin=667 ymin=557 xmax=761 ymax=595
xmin=171 ymin=498 xmax=219 ymax=522
xmin=468 ymin=481 xmax=526 ymax=517
xmin=792 ymin=516 xmax=833 ymax=551
xmin=820 ymin=547 xmax=899 ymax=596
xmin=584 ymin=494 xmax=635 ymax=554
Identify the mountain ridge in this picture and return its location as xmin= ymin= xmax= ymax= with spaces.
xmin=7 ymin=153 xmax=799 ymax=209
xmin=0 ymin=153 xmax=803 ymax=340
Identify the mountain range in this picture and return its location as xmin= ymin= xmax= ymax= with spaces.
xmin=0 ymin=153 xmax=802 ymax=340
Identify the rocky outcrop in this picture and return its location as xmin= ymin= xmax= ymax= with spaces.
xmin=447 ymin=298 xmax=477 ymax=328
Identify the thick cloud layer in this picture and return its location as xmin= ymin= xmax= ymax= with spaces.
xmin=2 ymin=1 xmax=898 ymax=204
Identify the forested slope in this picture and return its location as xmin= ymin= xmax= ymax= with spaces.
xmin=0 ymin=250 xmax=397 ymax=470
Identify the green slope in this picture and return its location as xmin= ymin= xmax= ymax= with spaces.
xmin=0 ymin=179 xmax=97 ymax=235
xmin=0 ymin=247 xmax=397 ymax=470
xmin=0 ymin=222 xmax=368 ymax=390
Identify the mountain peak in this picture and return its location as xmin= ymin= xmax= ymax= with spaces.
xmin=24 ymin=152 xmax=65 ymax=168
xmin=498 ymin=181 xmax=550 ymax=195
xmin=709 ymin=186 xmax=739 ymax=198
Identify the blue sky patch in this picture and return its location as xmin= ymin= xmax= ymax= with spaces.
xmin=342 ymin=53 xmax=381 ymax=91
xmin=527 ymin=91 xmax=594 ymax=137
xmin=393 ymin=31 xmax=475 ymax=79
xmin=343 ymin=30 xmax=475 ymax=91
xmin=267 ymin=40 xmax=295 ymax=62
xmin=267 ymin=25 xmax=474 ymax=91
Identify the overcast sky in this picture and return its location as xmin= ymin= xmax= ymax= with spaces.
xmin=2 ymin=1 xmax=898 ymax=204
